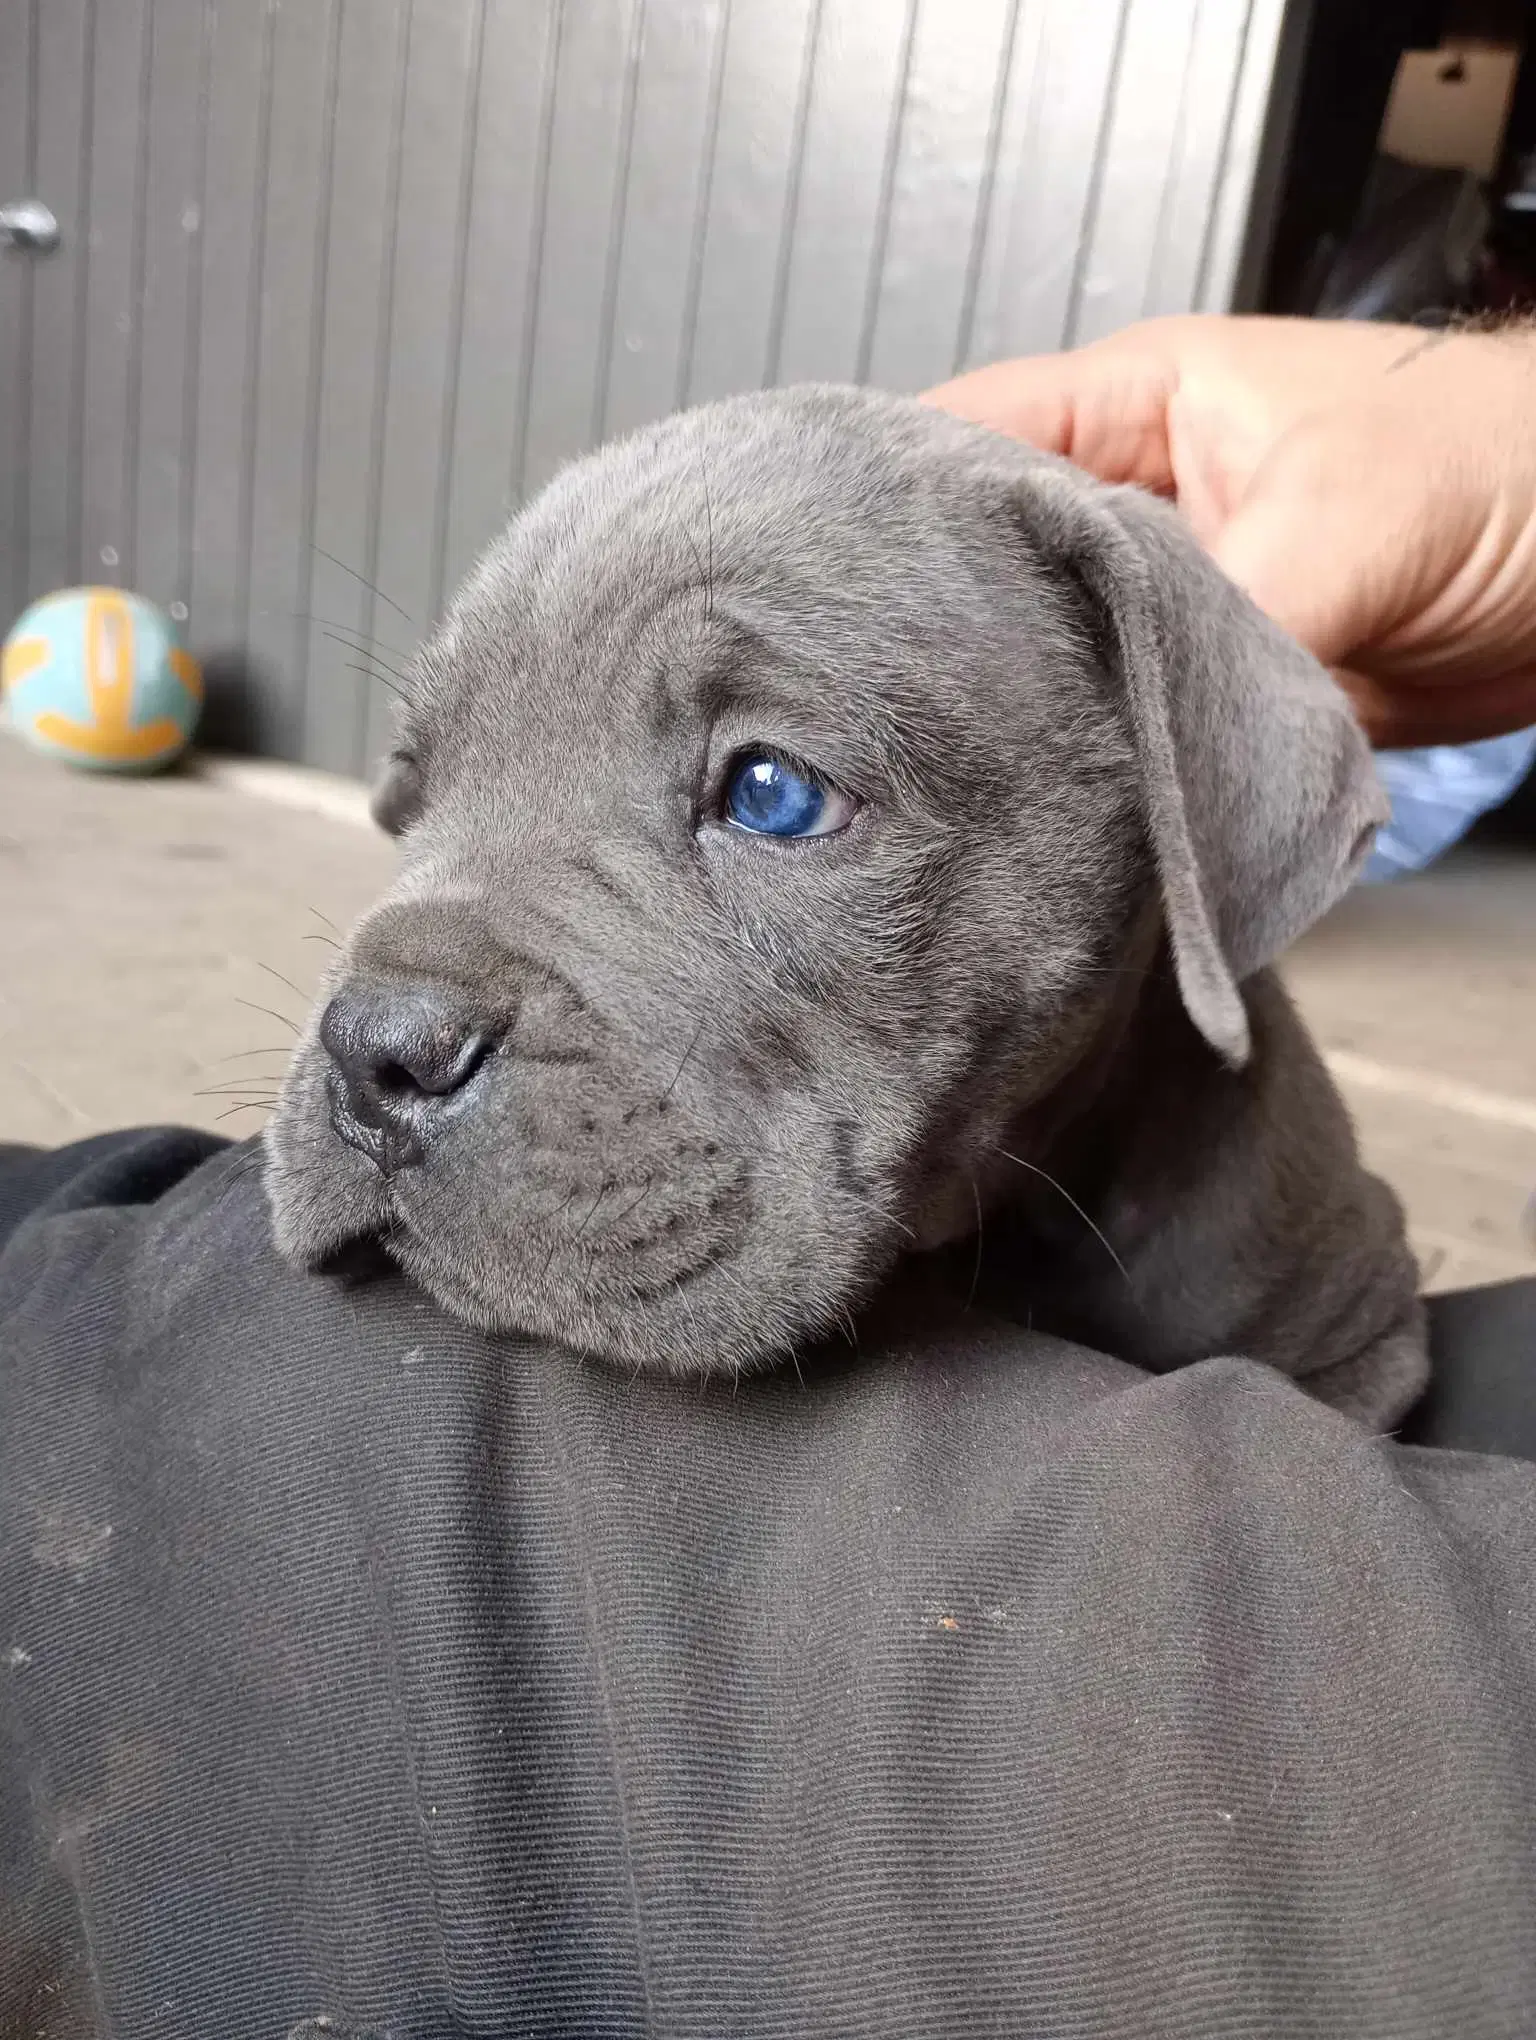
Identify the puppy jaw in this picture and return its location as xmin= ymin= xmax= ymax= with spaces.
xmin=263 ymin=992 xmax=925 ymax=1376
xmin=263 ymin=905 xmax=1134 ymax=1377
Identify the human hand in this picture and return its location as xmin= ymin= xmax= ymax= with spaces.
xmin=924 ymin=315 xmax=1536 ymax=748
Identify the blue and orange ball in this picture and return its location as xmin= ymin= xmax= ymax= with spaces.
xmin=2 ymin=586 xmax=202 ymax=773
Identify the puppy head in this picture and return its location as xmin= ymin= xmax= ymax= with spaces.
xmin=264 ymin=386 xmax=1381 ymax=1373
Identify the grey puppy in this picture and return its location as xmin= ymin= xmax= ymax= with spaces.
xmin=265 ymin=386 xmax=1427 ymax=1427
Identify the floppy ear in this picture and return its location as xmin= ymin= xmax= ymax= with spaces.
xmin=369 ymin=748 xmax=424 ymax=838
xmin=1019 ymin=463 xmax=1386 ymax=1068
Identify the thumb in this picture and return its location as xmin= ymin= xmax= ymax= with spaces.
xmin=924 ymin=341 xmax=1181 ymax=491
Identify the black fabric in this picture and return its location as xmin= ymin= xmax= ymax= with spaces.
xmin=1408 ymin=1275 xmax=1536 ymax=1461
xmin=3 ymin=1131 xmax=1536 ymax=2040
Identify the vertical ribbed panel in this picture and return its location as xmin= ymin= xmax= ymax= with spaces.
xmin=3 ymin=0 xmax=1285 ymax=774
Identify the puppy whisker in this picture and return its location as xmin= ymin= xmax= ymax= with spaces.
xmin=539 ymin=1185 xmax=580 ymax=1277
xmin=573 ymin=1181 xmax=611 ymax=1239
xmin=657 ymin=1021 xmax=705 ymax=1107
xmin=677 ymin=521 xmax=711 ymax=628
xmin=341 ymin=659 xmax=406 ymax=703
xmin=254 ymin=960 xmax=313 ymax=1004
xmin=298 ymin=610 xmax=412 ymax=656
xmin=235 ymin=998 xmax=301 ymax=1036
xmin=839 ymin=1187 xmax=916 ymax=1243
xmin=993 ymin=1146 xmax=1131 ymax=1286
xmin=753 ymin=1153 xmax=916 ymax=1244
xmin=309 ymin=542 xmax=416 ymax=627
xmin=697 ymin=435 xmax=716 ymax=625
xmin=608 ymin=1178 xmax=655 ymax=1232
xmin=319 ymin=629 xmax=412 ymax=687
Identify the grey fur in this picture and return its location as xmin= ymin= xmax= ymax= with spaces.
xmin=264 ymin=386 xmax=1426 ymax=1427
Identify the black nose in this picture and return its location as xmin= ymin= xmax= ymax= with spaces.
xmin=319 ymin=986 xmax=491 ymax=1169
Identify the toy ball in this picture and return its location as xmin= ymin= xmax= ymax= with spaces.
xmin=2 ymin=586 xmax=202 ymax=773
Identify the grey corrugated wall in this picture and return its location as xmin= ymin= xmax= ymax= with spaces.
xmin=1 ymin=0 xmax=1290 ymax=778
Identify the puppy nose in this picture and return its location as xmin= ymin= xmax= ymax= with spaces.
xmin=319 ymin=986 xmax=491 ymax=1163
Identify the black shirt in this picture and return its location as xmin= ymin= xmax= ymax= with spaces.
xmin=2 ymin=1132 xmax=1535 ymax=2038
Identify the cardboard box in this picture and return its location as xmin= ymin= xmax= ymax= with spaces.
xmin=1380 ymin=45 xmax=1521 ymax=180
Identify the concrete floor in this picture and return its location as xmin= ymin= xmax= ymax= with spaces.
xmin=2 ymin=735 xmax=1533 ymax=1294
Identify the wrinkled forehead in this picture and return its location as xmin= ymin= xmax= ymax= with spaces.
xmin=401 ymin=399 xmax=1003 ymax=785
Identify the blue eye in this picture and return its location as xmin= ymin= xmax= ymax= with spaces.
xmin=723 ymin=752 xmax=858 ymax=839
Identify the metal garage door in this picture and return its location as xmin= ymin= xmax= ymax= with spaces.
xmin=1 ymin=0 xmax=1290 ymax=779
